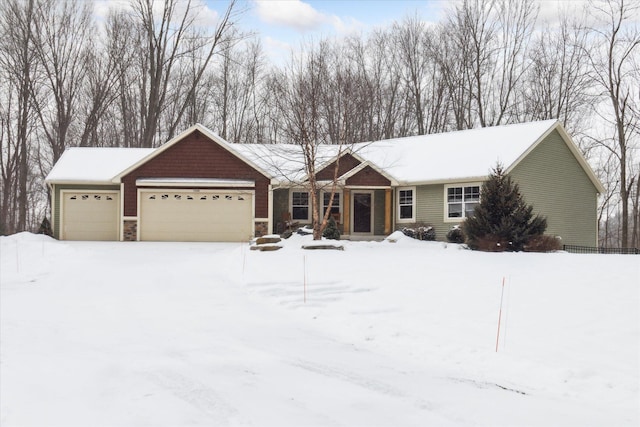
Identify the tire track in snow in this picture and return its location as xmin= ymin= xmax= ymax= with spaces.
xmin=288 ymin=358 xmax=438 ymax=414
xmin=142 ymin=369 xmax=246 ymax=425
xmin=245 ymin=280 xmax=374 ymax=309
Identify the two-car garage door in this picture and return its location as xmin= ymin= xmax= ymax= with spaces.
xmin=139 ymin=190 xmax=253 ymax=242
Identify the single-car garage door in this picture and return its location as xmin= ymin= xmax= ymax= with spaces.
xmin=139 ymin=190 xmax=253 ymax=242
xmin=61 ymin=192 xmax=120 ymax=240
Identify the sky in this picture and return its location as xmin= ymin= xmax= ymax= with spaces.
xmin=204 ymin=0 xmax=588 ymax=63
xmin=93 ymin=0 xmax=591 ymax=64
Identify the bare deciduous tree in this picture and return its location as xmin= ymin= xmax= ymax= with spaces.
xmin=30 ymin=0 xmax=92 ymax=165
xmin=130 ymin=0 xmax=240 ymax=147
xmin=79 ymin=10 xmax=135 ymax=148
xmin=210 ymin=35 xmax=267 ymax=144
xmin=271 ymin=43 xmax=360 ymax=240
xmin=0 ymin=0 xmax=38 ymax=233
xmin=523 ymin=14 xmax=593 ymax=134
xmin=393 ymin=14 xmax=449 ymax=135
xmin=587 ymin=0 xmax=640 ymax=248
xmin=443 ymin=0 xmax=537 ymax=128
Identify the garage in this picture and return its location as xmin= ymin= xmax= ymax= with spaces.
xmin=47 ymin=125 xmax=271 ymax=242
xmin=139 ymin=190 xmax=254 ymax=242
xmin=61 ymin=191 xmax=120 ymax=241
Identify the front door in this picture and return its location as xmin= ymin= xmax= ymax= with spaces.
xmin=353 ymin=192 xmax=372 ymax=233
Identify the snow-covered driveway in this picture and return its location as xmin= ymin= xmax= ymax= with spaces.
xmin=1 ymin=233 xmax=638 ymax=426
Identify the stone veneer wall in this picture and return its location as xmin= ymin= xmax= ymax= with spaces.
xmin=123 ymin=220 xmax=137 ymax=241
xmin=254 ymin=221 xmax=268 ymax=238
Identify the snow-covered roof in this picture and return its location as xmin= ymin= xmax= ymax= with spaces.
xmin=229 ymin=143 xmax=342 ymax=183
xmin=352 ymin=120 xmax=560 ymax=184
xmin=46 ymin=120 xmax=597 ymax=190
xmin=45 ymin=147 xmax=155 ymax=184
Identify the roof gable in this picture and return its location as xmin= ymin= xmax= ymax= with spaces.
xmin=112 ymin=124 xmax=273 ymax=182
xmin=316 ymin=152 xmax=362 ymax=181
xmin=340 ymin=160 xmax=397 ymax=186
xmin=505 ymin=123 xmax=604 ymax=193
xmin=344 ymin=163 xmax=393 ymax=186
xmin=353 ymin=120 xmax=581 ymax=185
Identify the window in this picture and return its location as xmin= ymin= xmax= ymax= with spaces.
xmin=322 ymin=191 xmax=341 ymax=223
xmin=292 ymin=191 xmax=310 ymax=221
xmin=397 ymin=187 xmax=415 ymax=222
xmin=322 ymin=192 xmax=340 ymax=215
xmin=446 ymin=185 xmax=480 ymax=219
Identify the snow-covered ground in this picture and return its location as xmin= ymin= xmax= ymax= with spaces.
xmin=1 ymin=232 xmax=638 ymax=426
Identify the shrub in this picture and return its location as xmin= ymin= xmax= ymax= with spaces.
xmin=37 ymin=217 xmax=53 ymax=237
xmin=401 ymin=227 xmax=416 ymax=239
xmin=322 ymin=217 xmax=341 ymax=240
xmin=474 ymin=234 xmax=511 ymax=252
xmin=523 ymin=235 xmax=562 ymax=252
xmin=463 ymin=163 xmax=547 ymax=251
xmin=446 ymin=226 xmax=465 ymax=243
xmin=417 ymin=226 xmax=436 ymax=241
xmin=400 ymin=224 xmax=435 ymax=241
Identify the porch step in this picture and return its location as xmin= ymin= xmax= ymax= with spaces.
xmin=250 ymin=235 xmax=283 ymax=251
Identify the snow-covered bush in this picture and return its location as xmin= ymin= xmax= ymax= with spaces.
xmin=446 ymin=225 xmax=465 ymax=244
xmin=400 ymin=224 xmax=435 ymax=241
xmin=296 ymin=226 xmax=313 ymax=235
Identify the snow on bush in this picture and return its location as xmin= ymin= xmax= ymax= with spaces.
xmin=400 ymin=224 xmax=436 ymax=241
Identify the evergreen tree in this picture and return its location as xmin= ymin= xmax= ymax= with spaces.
xmin=37 ymin=217 xmax=53 ymax=237
xmin=322 ymin=216 xmax=341 ymax=240
xmin=463 ymin=164 xmax=547 ymax=251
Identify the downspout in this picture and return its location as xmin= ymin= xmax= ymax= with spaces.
xmin=48 ymin=183 xmax=56 ymax=238
xmin=268 ymin=183 xmax=274 ymax=235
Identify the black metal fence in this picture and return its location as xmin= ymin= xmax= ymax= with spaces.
xmin=563 ymin=245 xmax=640 ymax=255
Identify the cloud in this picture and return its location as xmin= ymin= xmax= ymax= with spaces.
xmin=93 ymin=0 xmax=131 ymax=20
xmin=535 ymin=0 xmax=588 ymax=26
xmin=329 ymin=15 xmax=366 ymax=36
xmin=187 ymin=0 xmax=220 ymax=27
xmin=254 ymin=0 xmax=328 ymax=32
xmin=93 ymin=0 xmax=219 ymax=28
xmin=262 ymin=35 xmax=293 ymax=64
